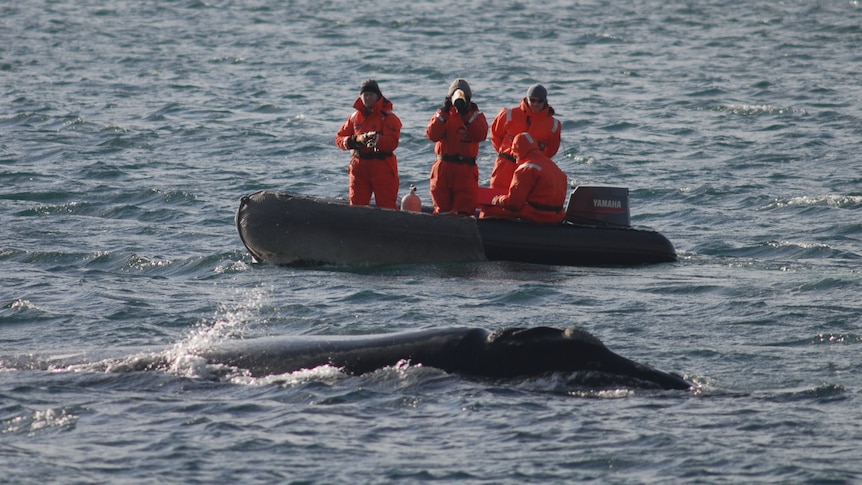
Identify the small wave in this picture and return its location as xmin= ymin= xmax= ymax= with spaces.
xmin=96 ymin=136 xmax=151 ymax=151
xmin=770 ymin=384 xmax=847 ymax=403
xmin=147 ymin=251 xmax=252 ymax=279
xmin=8 ymin=245 xmax=248 ymax=280
xmin=17 ymin=200 xmax=92 ymax=217
xmin=568 ymin=389 xmax=636 ymax=399
xmin=813 ymin=333 xmax=862 ymax=345
xmin=688 ymin=87 xmax=728 ymax=98
xmin=208 ymin=56 xmax=245 ymax=64
xmin=213 ymin=257 xmax=251 ymax=275
xmin=713 ymin=103 xmax=808 ymax=116
xmin=228 ymin=365 xmax=346 ymax=387
xmin=54 ymin=345 xmax=345 ymax=385
xmin=709 ymin=240 xmax=840 ymax=261
xmin=763 ymin=194 xmax=862 ymax=210
xmin=5 ymin=298 xmax=40 ymax=312
xmin=1 ymin=407 xmax=79 ymax=436
xmin=61 ymin=348 xmax=238 ymax=381
xmin=486 ymin=284 xmax=564 ymax=305
xmin=577 ymin=32 xmax=625 ymax=44
xmin=0 ymin=298 xmax=59 ymax=326
xmin=0 ymin=112 xmax=48 ymax=127
xmin=599 ymin=121 xmax=638 ymax=132
xmin=122 ymin=254 xmax=174 ymax=273
xmin=766 ymin=333 xmax=862 ymax=348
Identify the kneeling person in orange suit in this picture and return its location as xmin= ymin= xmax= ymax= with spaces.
xmin=479 ymin=133 xmax=568 ymax=224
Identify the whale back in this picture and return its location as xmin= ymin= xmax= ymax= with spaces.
xmin=199 ymin=326 xmax=691 ymax=390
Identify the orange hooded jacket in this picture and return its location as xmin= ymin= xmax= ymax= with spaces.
xmin=336 ymin=96 xmax=402 ymax=208
xmin=489 ymin=99 xmax=561 ymax=190
xmin=426 ymin=100 xmax=489 ymax=215
xmin=480 ymin=133 xmax=568 ymax=224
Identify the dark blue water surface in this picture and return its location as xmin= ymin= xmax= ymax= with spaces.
xmin=2 ymin=1 xmax=862 ymax=483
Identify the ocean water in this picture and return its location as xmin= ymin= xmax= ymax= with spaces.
xmin=2 ymin=0 xmax=862 ymax=483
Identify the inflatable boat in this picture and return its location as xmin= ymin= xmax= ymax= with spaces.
xmin=235 ymin=186 xmax=676 ymax=267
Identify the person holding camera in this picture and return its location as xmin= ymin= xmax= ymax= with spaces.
xmin=335 ymin=79 xmax=403 ymax=209
xmin=425 ymin=78 xmax=489 ymax=216
xmin=489 ymin=84 xmax=561 ymax=190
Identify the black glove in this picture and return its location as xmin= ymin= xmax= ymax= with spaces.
xmin=442 ymin=97 xmax=452 ymax=112
xmin=346 ymin=136 xmax=360 ymax=149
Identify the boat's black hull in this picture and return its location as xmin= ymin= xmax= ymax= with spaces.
xmin=236 ymin=190 xmax=676 ymax=267
xmin=477 ymin=218 xmax=677 ymax=266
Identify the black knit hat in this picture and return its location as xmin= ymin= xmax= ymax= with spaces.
xmin=360 ymin=79 xmax=382 ymax=97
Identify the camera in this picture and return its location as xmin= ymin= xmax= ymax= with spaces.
xmin=361 ymin=131 xmax=378 ymax=148
xmin=451 ymin=89 xmax=468 ymax=114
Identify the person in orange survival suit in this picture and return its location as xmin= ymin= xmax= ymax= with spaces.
xmin=426 ymin=78 xmax=489 ymax=215
xmin=489 ymin=84 xmax=561 ymax=190
xmin=335 ymin=79 xmax=403 ymax=209
xmin=479 ymin=132 xmax=568 ymax=224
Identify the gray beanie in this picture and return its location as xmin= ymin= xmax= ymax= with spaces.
xmin=448 ymin=78 xmax=472 ymax=101
xmin=527 ymin=84 xmax=547 ymax=102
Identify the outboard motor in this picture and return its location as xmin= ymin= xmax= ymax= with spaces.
xmin=564 ymin=186 xmax=631 ymax=227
